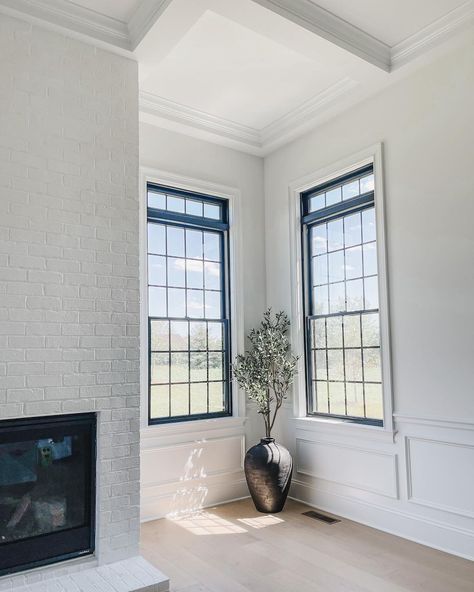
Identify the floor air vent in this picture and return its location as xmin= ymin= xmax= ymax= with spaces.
xmin=302 ymin=510 xmax=340 ymax=524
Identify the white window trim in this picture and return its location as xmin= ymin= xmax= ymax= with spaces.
xmin=288 ymin=143 xmax=394 ymax=437
xmin=139 ymin=167 xmax=245 ymax=430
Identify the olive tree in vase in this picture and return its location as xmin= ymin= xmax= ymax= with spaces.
xmin=233 ymin=310 xmax=298 ymax=513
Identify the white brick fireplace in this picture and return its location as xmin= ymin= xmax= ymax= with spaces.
xmin=0 ymin=13 xmax=166 ymax=590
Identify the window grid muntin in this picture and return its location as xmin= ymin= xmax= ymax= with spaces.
xmin=147 ymin=184 xmax=231 ymax=425
xmin=302 ymin=165 xmax=383 ymax=426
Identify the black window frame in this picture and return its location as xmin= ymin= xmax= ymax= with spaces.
xmin=147 ymin=183 xmax=232 ymax=425
xmin=301 ymin=164 xmax=383 ymax=427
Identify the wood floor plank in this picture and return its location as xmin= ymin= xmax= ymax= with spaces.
xmin=141 ymin=498 xmax=474 ymax=592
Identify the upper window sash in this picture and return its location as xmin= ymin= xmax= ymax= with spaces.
xmin=147 ymin=183 xmax=229 ymax=230
xmin=302 ymin=164 xmax=374 ymax=224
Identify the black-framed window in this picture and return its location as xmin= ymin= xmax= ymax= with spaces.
xmin=301 ymin=164 xmax=383 ymax=426
xmin=147 ymin=183 xmax=231 ymax=424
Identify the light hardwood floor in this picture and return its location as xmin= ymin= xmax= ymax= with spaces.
xmin=141 ymin=498 xmax=474 ymax=592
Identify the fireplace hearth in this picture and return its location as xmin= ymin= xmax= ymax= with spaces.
xmin=0 ymin=413 xmax=96 ymax=576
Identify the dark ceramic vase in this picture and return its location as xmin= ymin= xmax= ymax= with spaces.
xmin=244 ymin=438 xmax=293 ymax=513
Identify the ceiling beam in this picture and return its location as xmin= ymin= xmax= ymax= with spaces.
xmin=249 ymin=0 xmax=391 ymax=71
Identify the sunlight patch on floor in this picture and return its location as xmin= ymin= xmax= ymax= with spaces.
xmin=169 ymin=511 xmax=248 ymax=535
xmin=237 ymin=515 xmax=285 ymax=529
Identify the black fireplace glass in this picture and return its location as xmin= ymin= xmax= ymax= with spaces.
xmin=0 ymin=413 xmax=96 ymax=576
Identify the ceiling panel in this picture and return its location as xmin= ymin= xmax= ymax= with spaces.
xmin=140 ymin=8 xmax=355 ymax=129
xmin=311 ymin=0 xmax=467 ymax=45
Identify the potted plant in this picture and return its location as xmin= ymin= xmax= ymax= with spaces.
xmin=232 ymin=309 xmax=298 ymax=513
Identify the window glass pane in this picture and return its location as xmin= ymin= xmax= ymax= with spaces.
xmin=167 ymin=195 xmax=185 ymax=213
xmin=148 ymin=223 xmax=165 ymax=255
xmin=187 ymin=289 xmax=204 ymax=318
xmin=344 ymin=213 xmax=361 ymax=247
xmin=329 ymin=282 xmax=345 ymax=313
xmin=149 ymin=287 xmax=166 ymax=317
xmin=167 ymin=227 xmax=184 ymax=257
xmin=148 ymin=192 xmax=166 ymax=210
xmin=204 ymin=203 xmax=220 ymax=220
xmin=186 ymin=199 xmax=203 ymax=217
xmin=171 ymin=352 xmax=188 ymax=383
xmin=343 ymin=314 xmax=361 ymax=347
xmin=148 ymin=255 xmax=166 ymax=286
xmin=170 ymin=384 xmax=188 ymax=417
xmin=314 ymin=350 xmax=327 ymax=380
xmin=187 ymin=259 xmax=204 ymax=289
xmin=327 ymin=219 xmax=343 ymax=251
xmin=346 ymin=279 xmax=363 ymax=312
xmin=167 ymin=257 xmax=185 ymax=288
xmin=168 ymin=288 xmax=185 ymax=317
xmin=170 ymin=321 xmax=188 ymax=351
xmin=150 ymin=353 xmax=169 ymax=383
xmin=342 ymin=180 xmax=359 ymax=200
xmin=204 ymin=232 xmax=220 ymax=261
xmin=190 ymin=352 xmax=207 ymax=382
xmin=326 ymin=187 xmax=341 ymax=206
xmin=363 ymin=242 xmax=378 ymax=276
xmin=362 ymin=208 xmax=376 ymax=243
xmin=313 ymin=286 xmax=329 ymax=315
xmin=309 ymin=193 xmax=325 ymax=212
xmin=345 ymin=246 xmax=362 ymax=280
xmin=190 ymin=383 xmax=207 ymax=414
xmin=205 ymin=291 xmax=221 ymax=319
xmin=327 ymin=350 xmax=344 ymax=381
xmin=204 ymin=261 xmax=220 ymax=290
xmin=362 ymin=313 xmax=379 ymax=347
xmin=150 ymin=385 xmax=169 ymax=419
xmin=364 ymin=276 xmax=379 ymax=310
xmin=363 ymin=349 xmax=381 ymax=382
xmin=328 ymin=251 xmax=344 ymax=283
xmin=208 ymin=353 xmax=223 ymax=381
xmin=326 ymin=316 xmax=342 ymax=348
xmin=190 ymin=322 xmax=207 ymax=350
xmin=313 ymin=318 xmax=326 ymax=349
xmin=313 ymin=255 xmax=328 ymax=286
xmin=315 ymin=381 xmax=328 ymax=413
xmin=150 ymin=319 xmax=169 ymax=351
xmin=209 ymin=382 xmax=225 ymax=413
xmin=311 ymin=224 xmax=327 ymax=255
xmin=186 ymin=229 xmax=203 ymax=259
xmin=346 ymin=382 xmax=364 ymax=417
xmin=360 ymin=174 xmax=374 ymax=193
xmin=345 ymin=349 xmax=362 ymax=381
xmin=208 ymin=322 xmax=223 ymax=350
xmin=365 ymin=384 xmax=383 ymax=419
xmin=328 ymin=382 xmax=345 ymax=415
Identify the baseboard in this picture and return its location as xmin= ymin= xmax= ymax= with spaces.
xmin=290 ymin=479 xmax=474 ymax=561
xmin=141 ymin=475 xmax=249 ymax=522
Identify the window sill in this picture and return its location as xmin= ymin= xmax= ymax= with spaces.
xmin=141 ymin=415 xmax=246 ymax=446
xmin=293 ymin=416 xmax=396 ymax=444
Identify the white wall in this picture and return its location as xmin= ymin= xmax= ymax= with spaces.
xmin=264 ymin=36 xmax=474 ymax=559
xmin=139 ymin=123 xmax=266 ymax=519
xmin=0 ymin=13 xmax=140 ymax=589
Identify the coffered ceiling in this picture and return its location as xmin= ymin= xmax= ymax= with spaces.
xmin=1 ymin=0 xmax=472 ymax=154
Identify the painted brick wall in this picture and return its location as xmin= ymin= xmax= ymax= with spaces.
xmin=0 ymin=14 xmax=139 ymax=587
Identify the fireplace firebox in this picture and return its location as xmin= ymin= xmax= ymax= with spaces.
xmin=0 ymin=413 xmax=96 ymax=576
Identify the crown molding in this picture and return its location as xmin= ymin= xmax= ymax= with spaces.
xmin=250 ymin=0 xmax=391 ymax=71
xmin=261 ymin=77 xmax=358 ymax=149
xmin=139 ymin=91 xmax=264 ymax=154
xmin=0 ymin=0 xmax=131 ymax=51
xmin=139 ymin=77 xmax=360 ymax=156
xmin=128 ymin=0 xmax=173 ymax=50
xmin=390 ymin=0 xmax=474 ymax=69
